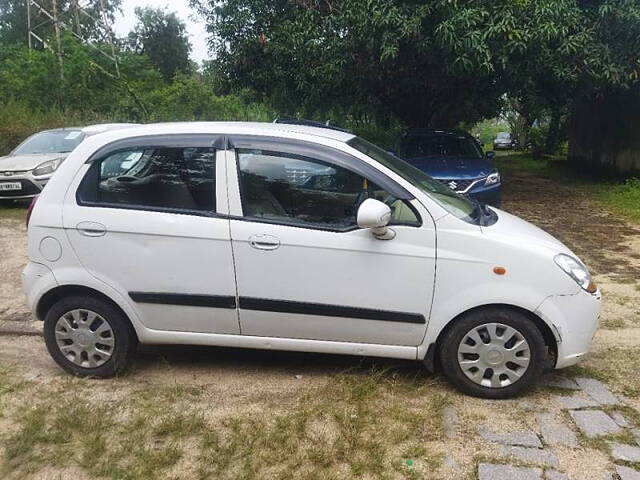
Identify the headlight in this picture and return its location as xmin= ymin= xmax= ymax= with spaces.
xmin=485 ymin=171 xmax=501 ymax=186
xmin=33 ymin=159 xmax=62 ymax=176
xmin=554 ymin=253 xmax=597 ymax=293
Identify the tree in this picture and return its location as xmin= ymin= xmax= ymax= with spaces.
xmin=193 ymin=0 xmax=640 ymax=133
xmin=0 ymin=35 xmax=164 ymax=119
xmin=0 ymin=0 xmax=28 ymax=45
xmin=0 ymin=0 xmax=122 ymax=47
xmin=433 ymin=0 xmax=640 ymax=153
xmin=128 ymin=6 xmax=192 ymax=82
xmin=192 ymin=0 xmax=504 ymax=128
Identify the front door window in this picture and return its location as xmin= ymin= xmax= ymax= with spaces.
xmin=236 ymin=149 xmax=419 ymax=230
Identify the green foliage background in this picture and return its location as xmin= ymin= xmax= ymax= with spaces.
xmin=1 ymin=0 xmax=639 ymax=160
xmin=0 ymin=40 xmax=275 ymax=155
xmin=0 ymin=3 xmax=277 ymax=155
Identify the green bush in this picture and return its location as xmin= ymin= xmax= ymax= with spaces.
xmin=143 ymin=75 xmax=274 ymax=122
xmin=471 ymin=118 xmax=510 ymax=148
xmin=0 ymin=100 xmax=110 ymax=155
xmin=528 ymin=125 xmax=550 ymax=158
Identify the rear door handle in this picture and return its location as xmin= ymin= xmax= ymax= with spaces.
xmin=77 ymin=221 xmax=107 ymax=237
xmin=249 ymin=234 xmax=280 ymax=251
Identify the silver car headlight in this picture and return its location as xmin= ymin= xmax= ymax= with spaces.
xmin=554 ymin=253 xmax=597 ymax=293
xmin=485 ymin=171 xmax=501 ymax=186
xmin=33 ymin=158 xmax=62 ymax=177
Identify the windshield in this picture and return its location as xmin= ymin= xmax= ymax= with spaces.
xmin=497 ymin=132 xmax=511 ymax=140
xmin=13 ymin=130 xmax=85 ymax=155
xmin=402 ymin=133 xmax=483 ymax=160
xmin=347 ymin=137 xmax=477 ymax=222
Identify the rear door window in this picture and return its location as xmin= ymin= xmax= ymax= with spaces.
xmin=78 ymin=146 xmax=216 ymax=213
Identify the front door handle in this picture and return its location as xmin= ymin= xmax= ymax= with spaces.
xmin=249 ymin=234 xmax=280 ymax=251
xmin=77 ymin=221 xmax=107 ymax=237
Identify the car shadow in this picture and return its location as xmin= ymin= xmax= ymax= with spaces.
xmin=132 ymin=343 xmax=435 ymax=382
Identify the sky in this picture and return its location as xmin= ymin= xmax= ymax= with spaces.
xmin=113 ymin=0 xmax=210 ymax=64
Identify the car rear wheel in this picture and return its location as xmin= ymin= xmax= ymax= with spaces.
xmin=43 ymin=295 xmax=137 ymax=378
xmin=439 ymin=307 xmax=546 ymax=398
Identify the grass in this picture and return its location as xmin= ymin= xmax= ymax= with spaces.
xmin=1 ymin=367 xmax=449 ymax=480
xmin=601 ymin=316 xmax=627 ymax=330
xmin=596 ymin=178 xmax=640 ymax=223
xmin=0 ymin=196 xmax=29 ymax=220
xmin=577 ymin=428 xmax=637 ymax=458
xmin=0 ymin=201 xmax=28 ymax=221
xmin=0 ymin=365 xmax=22 ymax=419
xmin=567 ymin=346 xmax=640 ymax=398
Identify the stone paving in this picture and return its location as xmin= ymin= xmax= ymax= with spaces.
xmin=476 ymin=375 xmax=640 ymax=480
xmin=569 ymin=410 xmax=622 ymax=438
xmin=617 ymin=465 xmax=640 ymax=480
xmin=536 ymin=413 xmax=579 ymax=448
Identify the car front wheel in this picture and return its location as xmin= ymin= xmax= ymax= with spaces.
xmin=439 ymin=307 xmax=547 ymax=398
xmin=43 ymin=295 xmax=137 ymax=378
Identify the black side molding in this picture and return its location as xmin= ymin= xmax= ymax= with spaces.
xmin=128 ymin=292 xmax=425 ymax=325
xmin=239 ymin=297 xmax=425 ymax=324
xmin=129 ymin=292 xmax=236 ymax=309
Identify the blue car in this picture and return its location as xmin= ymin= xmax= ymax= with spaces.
xmin=394 ymin=129 xmax=502 ymax=207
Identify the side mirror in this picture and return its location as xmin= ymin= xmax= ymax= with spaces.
xmin=486 ymin=151 xmax=496 ymax=160
xmin=357 ymin=198 xmax=396 ymax=240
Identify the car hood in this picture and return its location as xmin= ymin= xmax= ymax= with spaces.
xmin=406 ymin=156 xmax=493 ymax=179
xmin=0 ymin=152 xmax=69 ymax=171
xmin=482 ymin=208 xmax=576 ymax=257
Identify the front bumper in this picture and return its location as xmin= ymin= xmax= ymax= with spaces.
xmin=0 ymin=172 xmax=50 ymax=199
xmin=535 ymin=289 xmax=602 ymax=369
xmin=494 ymin=143 xmax=514 ymax=150
xmin=433 ymin=175 xmax=503 ymax=208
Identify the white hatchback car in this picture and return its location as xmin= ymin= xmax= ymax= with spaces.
xmin=22 ymin=122 xmax=601 ymax=398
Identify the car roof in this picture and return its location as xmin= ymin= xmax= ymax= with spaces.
xmin=81 ymin=123 xmax=140 ymax=136
xmin=117 ymin=121 xmax=356 ymax=143
xmin=34 ymin=124 xmax=140 ymax=135
xmin=38 ymin=127 xmax=84 ymax=133
xmin=402 ymin=129 xmax=473 ymax=137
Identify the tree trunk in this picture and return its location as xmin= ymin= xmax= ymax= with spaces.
xmin=544 ymin=108 xmax=562 ymax=154
xmin=508 ymin=113 xmax=531 ymax=152
xmin=569 ymin=87 xmax=640 ymax=177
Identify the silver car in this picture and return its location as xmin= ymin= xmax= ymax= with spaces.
xmin=0 ymin=124 xmax=138 ymax=200
xmin=493 ymin=132 xmax=515 ymax=150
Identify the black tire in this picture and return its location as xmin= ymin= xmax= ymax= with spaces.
xmin=43 ymin=295 xmax=137 ymax=378
xmin=438 ymin=307 xmax=546 ymax=399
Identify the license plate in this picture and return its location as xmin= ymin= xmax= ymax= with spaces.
xmin=0 ymin=182 xmax=21 ymax=191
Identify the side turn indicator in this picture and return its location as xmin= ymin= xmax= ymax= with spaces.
xmin=493 ymin=266 xmax=507 ymax=275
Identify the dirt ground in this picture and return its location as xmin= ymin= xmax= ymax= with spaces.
xmin=0 ymin=162 xmax=638 ymax=480
xmin=0 ymin=213 xmax=29 ymax=321
xmin=499 ymin=167 xmax=640 ymax=356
